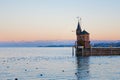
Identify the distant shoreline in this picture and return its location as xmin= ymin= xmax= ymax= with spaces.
xmin=0 ymin=40 xmax=120 ymax=47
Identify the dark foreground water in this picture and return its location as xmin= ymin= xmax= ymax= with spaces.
xmin=0 ymin=47 xmax=120 ymax=80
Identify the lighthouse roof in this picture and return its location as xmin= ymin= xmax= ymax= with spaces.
xmin=76 ymin=21 xmax=82 ymax=32
xmin=76 ymin=21 xmax=82 ymax=35
xmin=81 ymin=30 xmax=89 ymax=35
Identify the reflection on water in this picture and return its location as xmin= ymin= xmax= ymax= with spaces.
xmin=75 ymin=56 xmax=120 ymax=80
xmin=76 ymin=57 xmax=90 ymax=80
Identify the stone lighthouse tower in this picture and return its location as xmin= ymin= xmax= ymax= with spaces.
xmin=76 ymin=20 xmax=90 ymax=48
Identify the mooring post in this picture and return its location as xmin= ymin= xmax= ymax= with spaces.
xmin=72 ymin=46 xmax=74 ymax=56
xmin=91 ymin=46 xmax=92 ymax=56
xmin=82 ymin=46 xmax=84 ymax=56
xmin=110 ymin=46 xmax=112 ymax=55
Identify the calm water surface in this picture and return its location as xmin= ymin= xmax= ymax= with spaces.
xmin=0 ymin=47 xmax=120 ymax=80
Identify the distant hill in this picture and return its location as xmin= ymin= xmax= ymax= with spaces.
xmin=0 ymin=40 xmax=75 ymax=47
xmin=91 ymin=40 xmax=120 ymax=47
xmin=0 ymin=40 xmax=120 ymax=47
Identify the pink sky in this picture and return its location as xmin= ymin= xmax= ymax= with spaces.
xmin=0 ymin=0 xmax=120 ymax=41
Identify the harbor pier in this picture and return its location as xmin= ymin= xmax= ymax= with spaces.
xmin=75 ymin=47 xmax=120 ymax=56
xmin=75 ymin=19 xmax=120 ymax=56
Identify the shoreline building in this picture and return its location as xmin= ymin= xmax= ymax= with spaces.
xmin=76 ymin=21 xmax=90 ymax=48
xmin=75 ymin=20 xmax=120 ymax=56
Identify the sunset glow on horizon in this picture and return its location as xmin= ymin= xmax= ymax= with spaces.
xmin=0 ymin=0 xmax=120 ymax=41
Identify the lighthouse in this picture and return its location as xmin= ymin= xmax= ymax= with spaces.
xmin=76 ymin=20 xmax=90 ymax=48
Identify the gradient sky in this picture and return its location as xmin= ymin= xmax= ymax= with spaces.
xmin=0 ymin=0 xmax=120 ymax=41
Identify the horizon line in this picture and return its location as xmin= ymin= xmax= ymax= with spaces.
xmin=0 ymin=40 xmax=120 ymax=42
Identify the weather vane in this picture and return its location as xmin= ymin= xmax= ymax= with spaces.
xmin=76 ymin=16 xmax=81 ymax=22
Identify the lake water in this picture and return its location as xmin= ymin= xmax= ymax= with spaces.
xmin=0 ymin=47 xmax=120 ymax=80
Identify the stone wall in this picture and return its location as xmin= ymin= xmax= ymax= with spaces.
xmin=76 ymin=47 xmax=120 ymax=56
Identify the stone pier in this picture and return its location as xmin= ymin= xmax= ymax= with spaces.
xmin=76 ymin=47 xmax=120 ymax=56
